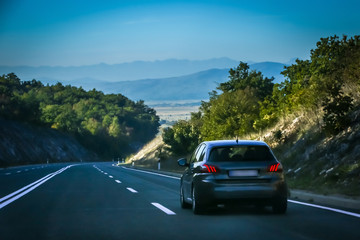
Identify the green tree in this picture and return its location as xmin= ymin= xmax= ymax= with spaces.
xmin=322 ymin=84 xmax=353 ymax=135
xmin=201 ymin=88 xmax=259 ymax=140
xmin=218 ymin=62 xmax=274 ymax=100
xmin=53 ymin=104 xmax=79 ymax=133
xmin=0 ymin=73 xmax=160 ymax=158
xmin=108 ymin=116 xmax=122 ymax=138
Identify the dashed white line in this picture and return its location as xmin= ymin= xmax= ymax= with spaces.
xmin=5 ymin=173 xmax=11 ymax=175
xmin=151 ymin=203 xmax=176 ymax=215
xmin=109 ymin=175 xmax=113 ymax=178
xmin=104 ymin=173 xmax=108 ymax=175
xmin=126 ymin=187 xmax=138 ymax=193
xmin=16 ymin=171 xmax=21 ymax=173
xmin=98 ymin=165 xmax=360 ymax=219
xmin=121 ymin=167 xmax=180 ymax=180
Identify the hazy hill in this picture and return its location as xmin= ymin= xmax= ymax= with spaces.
xmin=0 ymin=59 xmax=287 ymax=102
xmin=98 ymin=63 xmax=286 ymax=102
xmin=250 ymin=62 xmax=286 ymax=83
xmin=0 ymin=58 xmax=239 ymax=82
xmin=102 ymin=69 xmax=229 ymax=101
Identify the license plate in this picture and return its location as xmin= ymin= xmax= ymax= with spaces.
xmin=228 ymin=170 xmax=258 ymax=177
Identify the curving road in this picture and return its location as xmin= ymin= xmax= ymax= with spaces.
xmin=0 ymin=163 xmax=359 ymax=240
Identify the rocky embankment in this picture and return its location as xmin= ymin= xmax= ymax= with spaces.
xmin=0 ymin=119 xmax=98 ymax=167
xmin=129 ymin=108 xmax=360 ymax=196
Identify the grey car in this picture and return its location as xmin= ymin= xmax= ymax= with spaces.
xmin=178 ymin=140 xmax=288 ymax=214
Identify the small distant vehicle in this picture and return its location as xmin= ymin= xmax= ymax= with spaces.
xmin=178 ymin=140 xmax=288 ymax=214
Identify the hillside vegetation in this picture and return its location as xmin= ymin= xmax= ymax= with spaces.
xmin=161 ymin=35 xmax=360 ymax=196
xmin=0 ymin=74 xmax=159 ymax=166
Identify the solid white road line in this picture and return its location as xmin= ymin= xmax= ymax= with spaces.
xmin=126 ymin=187 xmax=138 ymax=193
xmin=115 ymin=180 xmax=121 ymax=183
xmin=151 ymin=203 xmax=176 ymax=215
xmin=0 ymin=165 xmax=74 ymax=210
xmin=0 ymin=174 xmax=53 ymax=203
xmin=122 ymin=167 xmax=360 ymax=218
xmin=288 ymin=200 xmax=360 ymax=218
xmin=121 ymin=167 xmax=180 ymax=180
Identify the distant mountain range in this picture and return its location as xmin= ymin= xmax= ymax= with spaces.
xmin=0 ymin=58 xmax=239 ymax=82
xmin=0 ymin=58 xmax=288 ymax=102
xmin=103 ymin=68 xmax=230 ymax=101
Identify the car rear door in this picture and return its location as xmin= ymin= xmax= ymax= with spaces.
xmin=182 ymin=144 xmax=206 ymax=200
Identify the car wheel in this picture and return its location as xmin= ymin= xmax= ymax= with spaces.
xmin=192 ymin=186 xmax=206 ymax=214
xmin=272 ymin=197 xmax=287 ymax=214
xmin=180 ymin=185 xmax=191 ymax=209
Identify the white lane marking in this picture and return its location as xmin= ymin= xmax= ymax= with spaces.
xmin=121 ymin=167 xmax=360 ymax=218
xmin=104 ymin=172 xmax=108 ymax=175
xmin=109 ymin=175 xmax=113 ymax=178
xmin=151 ymin=203 xmax=176 ymax=215
xmin=115 ymin=180 xmax=121 ymax=183
xmin=32 ymin=168 xmax=35 ymax=170
xmin=0 ymin=165 xmax=75 ymax=209
xmin=25 ymin=169 xmax=28 ymax=171
xmin=16 ymin=171 xmax=21 ymax=173
xmin=5 ymin=173 xmax=11 ymax=175
xmin=121 ymin=167 xmax=181 ymax=180
xmin=288 ymin=200 xmax=360 ymax=218
xmin=126 ymin=187 xmax=138 ymax=193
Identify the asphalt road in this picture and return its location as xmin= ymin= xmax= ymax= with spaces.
xmin=0 ymin=162 xmax=359 ymax=240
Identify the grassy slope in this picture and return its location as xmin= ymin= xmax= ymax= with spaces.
xmin=129 ymin=107 xmax=360 ymax=197
xmin=266 ymin=110 xmax=360 ymax=196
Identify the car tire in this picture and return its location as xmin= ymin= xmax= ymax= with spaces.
xmin=180 ymin=185 xmax=191 ymax=209
xmin=272 ymin=197 xmax=287 ymax=214
xmin=192 ymin=186 xmax=206 ymax=214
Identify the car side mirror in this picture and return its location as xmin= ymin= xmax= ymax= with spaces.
xmin=177 ymin=158 xmax=189 ymax=167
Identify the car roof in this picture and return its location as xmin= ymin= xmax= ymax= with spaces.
xmin=203 ymin=140 xmax=269 ymax=148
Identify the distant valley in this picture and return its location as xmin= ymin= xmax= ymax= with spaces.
xmin=0 ymin=58 xmax=288 ymax=102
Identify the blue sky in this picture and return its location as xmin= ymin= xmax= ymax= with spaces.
xmin=0 ymin=0 xmax=359 ymax=66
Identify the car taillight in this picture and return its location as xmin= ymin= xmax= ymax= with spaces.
xmin=200 ymin=164 xmax=219 ymax=173
xmin=268 ymin=163 xmax=283 ymax=173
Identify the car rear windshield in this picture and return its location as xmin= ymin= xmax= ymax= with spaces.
xmin=208 ymin=145 xmax=275 ymax=162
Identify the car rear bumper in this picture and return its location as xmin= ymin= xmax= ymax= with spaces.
xmin=194 ymin=175 xmax=287 ymax=203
